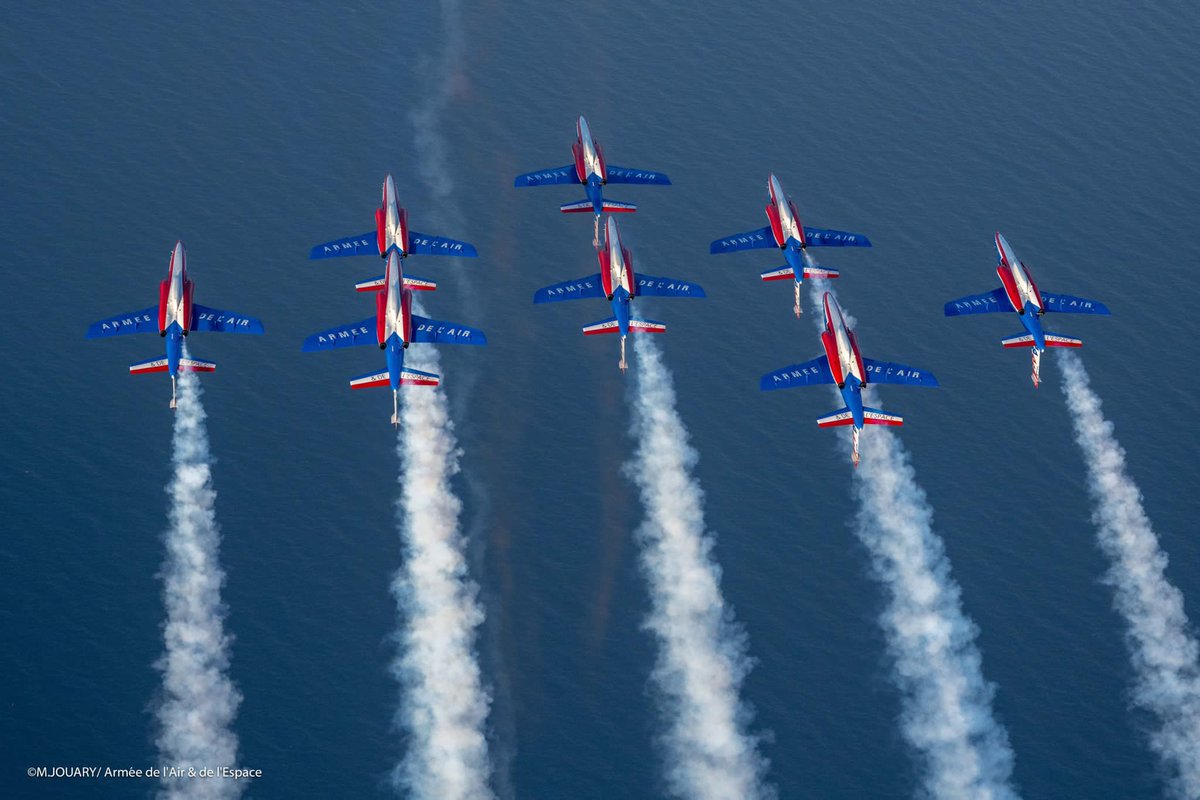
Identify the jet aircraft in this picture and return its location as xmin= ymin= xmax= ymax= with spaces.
xmin=302 ymin=247 xmax=486 ymax=425
xmin=310 ymin=174 xmax=478 ymax=262
xmin=515 ymin=115 xmax=671 ymax=241
xmin=710 ymin=174 xmax=871 ymax=317
xmin=944 ymin=232 xmax=1110 ymax=387
xmin=533 ymin=216 xmax=704 ymax=372
xmin=761 ymin=292 xmax=937 ymax=466
xmin=86 ymin=241 xmax=264 ymax=408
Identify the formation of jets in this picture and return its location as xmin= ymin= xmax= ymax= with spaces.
xmin=86 ymin=116 xmax=1111 ymax=460
xmin=302 ymin=173 xmax=485 ymax=425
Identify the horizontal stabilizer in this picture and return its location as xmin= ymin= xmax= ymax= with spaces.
xmin=817 ymin=407 xmax=856 ymax=428
xmin=130 ymin=357 xmax=169 ymax=374
xmin=761 ymin=356 xmax=835 ymax=390
xmin=710 ymin=226 xmax=775 ymax=254
xmin=1001 ymin=333 xmax=1036 ymax=348
xmin=349 ymin=370 xmax=390 ymax=389
xmin=1000 ymin=333 xmax=1080 ymax=348
xmin=582 ymin=317 xmax=619 ymax=335
xmin=356 ymin=275 xmax=385 ymax=292
xmin=761 ymin=265 xmax=841 ymax=281
xmin=534 ymin=274 xmax=605 ymax=304
xmin=604 ymin=165 xmax=671 ymax=185
xmin=190 ymin=304 xmax=264 ymax=334
xmin=302 ymin=317 xmax=376 ymax=352
xmin=310 ymin=231 xmax=377 ymax=259
xmin=803 ymin=226 xmax=871 ymax=247
xmin=1040 ymin=292 xmax=1111 ymax=315
xmin=582 ymin=317 xmax=667 ymax=335
xmin=514 ymin=165 xmax=579 ymax=187
xmin=180 ymin=357 xmax=216 ymax=372
xmin=945 ymin=288 xmax=1010 ymax=316
xmin=560 ymin=200 xmax=596 ymax=214
xmin=411 ymin=314 xmax=487 ymax=345
xmin=863 ymin=358 xmax=939 ymax=387
xmin=863 ymin=407 xmax=903 ymax=426
xmin=356 ymin=274 xmax=438 ymax=292
xmin=635 ymin=274 xmax=706 ymax=298
xmin=349 ymin=368 xmax=441 ymax=390
xmin=403 ymin=274 xmax=437 ymax=291
xmin=602 ymin=200 xmax=637 ymax=212
xmin=130 ymin=357 xmax=216 ymax=374
xmin=407 ymin=231 xmax=477 ymax=258
xmin=628 ymin=318 xmax=667 ymax=333
xmin=399 ymin=367 xmax=440 ymax=386
xmin=87 ymin=307 xmax=159 ymax=338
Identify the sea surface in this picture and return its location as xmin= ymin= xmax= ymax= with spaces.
xmin=3 ymin=1 xmax=1199 ymax=797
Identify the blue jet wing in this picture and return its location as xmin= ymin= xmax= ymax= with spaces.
xmin=760 ymin=356 xmax=835 ymax=390
xmin=710 ymin=226 xmax=776 ymax=254
xmin=634 ymin=274 xmax=706 ymax=298
xmin=533 ymin=274 xmax=606 ymax=304
xmin=604 ymin=165 xmax=671 ymax=185
xmin=411 ymin=315 xmax=487 ymax=345
xmin=1040 ymin=292 xmax=1111 ymax=315
xmin=863 ymin=358 xmax=939 ymax=387
xmin=301 ymin=317 xmax=376 ymax=351
xmin=514 ymin=165 xmax=579 ymax=187
xmin=406 ymin=231 xmax=478 ymax=258
xmin=803 ymin=227 xmax=872 ymax=247
xmin=944 ymin=288 xmax=1012 ymax=316
xmin=310 ymin=232 xmax=378 ymax=259
xmin=191 ymin=304 xmax=265 ymax=334
xmin=86 ymin=306 xmax=159 ymax=338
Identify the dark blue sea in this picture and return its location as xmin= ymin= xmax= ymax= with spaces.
xmin=4 ymin=1 xmax=1199 ymax=797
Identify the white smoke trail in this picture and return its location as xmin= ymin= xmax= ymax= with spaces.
xmin=156 ymin=367 xmax=243 ymax=800
xmin=627 ymin=335 xmax=772 ymax=800
xmin=808 ymin=279 xmax=1019 ymax=800
xmin=389 ymin=0 xmax=493 ymax=796
xmin=1058 ymin=349 xmax=1200 ymax=798
xmin=391 ymin=338 xmax=494 ymax=800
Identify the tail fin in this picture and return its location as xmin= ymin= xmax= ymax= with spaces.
xmin=863 ymin=407 xmax=903 ymax=426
